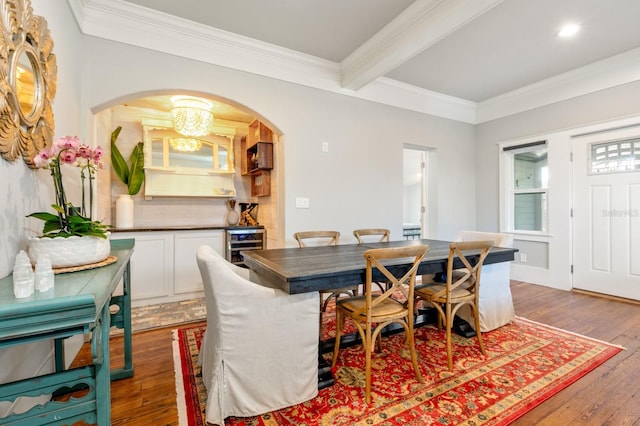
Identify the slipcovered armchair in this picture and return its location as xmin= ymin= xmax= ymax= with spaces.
xmin=453 ymin=231 xmax=515 ymax=332
xmin=196 ymin=245 xmax=319 ymax=425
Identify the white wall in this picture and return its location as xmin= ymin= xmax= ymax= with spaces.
xmin=81 ymin=36 xmax=477 ymax=245
xmin=476 ymin=79 xmax=640 ymax=289
xmin=0 ymin=0 xmax=84 ymax=417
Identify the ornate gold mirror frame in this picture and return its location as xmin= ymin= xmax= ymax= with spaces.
xmin=0 ymin=0 xmax=56 ymax=168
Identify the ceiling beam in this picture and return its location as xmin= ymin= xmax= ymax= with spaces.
xmin=340 ymin=0 xmax=505 ymax=91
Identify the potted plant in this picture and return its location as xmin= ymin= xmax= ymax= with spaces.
xmin=27 ymin=136 xmax=111 ymax=268
xmin=111 ymin=126 xmax=144 ymax=228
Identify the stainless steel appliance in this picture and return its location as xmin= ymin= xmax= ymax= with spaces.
xmin=225 ymin=227 xmax=266 ymax=267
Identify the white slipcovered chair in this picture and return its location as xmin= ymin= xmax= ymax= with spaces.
xmin=196 ymin=245 xmax=319 ymax=425
xmin=453 ymin=231 xmax=515 ymax=332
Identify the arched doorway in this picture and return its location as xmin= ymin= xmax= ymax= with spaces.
xmin=91 ymin=91 xmax=282 ymax=246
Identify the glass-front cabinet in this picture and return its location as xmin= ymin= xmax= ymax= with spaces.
xmin=143 ymin=123 xmax=237 ymax=197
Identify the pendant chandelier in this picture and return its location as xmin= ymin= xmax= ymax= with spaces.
xmin=170 ymin=138 xmax=202 ymax=152
xmin=170 ymin=96 xmax=213 ymax=137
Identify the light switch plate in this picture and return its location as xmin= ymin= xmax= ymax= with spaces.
xmin=295 ymin=197 xmax=309 ymax=209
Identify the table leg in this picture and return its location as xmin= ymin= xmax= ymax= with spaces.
xmin=93 ymin=301 xmax=112 ymax=425
xmin=54 ymin=337 xmax=65 ymax=372
xmin=110 ymin=260 xmax=134 ymax=380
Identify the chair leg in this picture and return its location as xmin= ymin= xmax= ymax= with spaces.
xmin=445 ymin=303 xmax=454 ymax=371
xmin=406 ymin=320 xmax=424 ymax=384
xmin=472 ymin=303 xmax=486 ymax=356
xmin=331 ymin=309 xmax=344 ymax=368
xmin=364 ymin=326 xmax=372 ymax=404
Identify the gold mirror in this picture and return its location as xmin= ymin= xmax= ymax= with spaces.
xmin=0 ymin=0 xmax=57 ymax=168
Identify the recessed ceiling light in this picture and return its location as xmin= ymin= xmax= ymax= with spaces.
xmin=558 ymin=23 xmax=580 ymax=38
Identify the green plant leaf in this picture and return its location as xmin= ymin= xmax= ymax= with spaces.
xmin=111 ymin=126 xmax=130 ymax=186
xmin=127 ymin=142 xmax=145 ymax=195
xmin=27 ymin=211 xmax=59 ymax=221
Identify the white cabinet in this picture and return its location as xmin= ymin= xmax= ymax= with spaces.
xmin=112 ymin=229 xmax=224 ymax=307
xmin=174 ymin=231 xmax=224 ymax=294
xmin=129 ymin=232 xmax=172 ymax=301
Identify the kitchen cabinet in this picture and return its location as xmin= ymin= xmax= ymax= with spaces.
xmin=112 ymin=229 xmax=224 ymax=307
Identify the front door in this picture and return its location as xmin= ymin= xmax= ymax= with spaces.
xmin=572 ymin=126 xmax=640 ymax=300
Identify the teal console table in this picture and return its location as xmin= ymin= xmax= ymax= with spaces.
xmin=0 ymin=239 xmax=135 ymax=425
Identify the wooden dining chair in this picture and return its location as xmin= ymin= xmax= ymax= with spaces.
xmin=353 ymin=228 xmax=391 ymax=292
xmin=352 ymin=228 xmax=391 ymax=244
xmin=415 ymin=240 xmax=493 ymax=371
xmin=331 ymin=244 xmax=429 ymax=404
xmin=293 ymin=231 xmax=356 ymax=324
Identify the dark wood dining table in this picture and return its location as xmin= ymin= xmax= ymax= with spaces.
xmin=241 ymin=238 xmax=517 ymax=389
xmin=241 ymin=238 xmax=517 ymax=294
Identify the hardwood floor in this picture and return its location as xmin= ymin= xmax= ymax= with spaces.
xmin=95 ymin=280 xmax=640 ymax=425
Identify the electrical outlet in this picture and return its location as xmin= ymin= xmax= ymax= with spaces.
xmin=321 ymin=141 xmax=329 ymax=152
xmin=519 ymin=253 xmax=527 ymax=263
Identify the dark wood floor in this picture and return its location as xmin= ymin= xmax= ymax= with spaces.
xmin=92 ymin=280 xmax=640 ymax=425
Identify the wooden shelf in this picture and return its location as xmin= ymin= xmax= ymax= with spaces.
xmin=242 ymin=120 xmax=274 ymax=197
xmin=246 ymin=142 xmax=273 ymax=173
xmin=251 ymin=170 xmax=271 ymax=197
xmin=247 ymin=119 xmax=273 ymax=148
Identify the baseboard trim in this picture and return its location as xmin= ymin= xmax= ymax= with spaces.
xmin=572 ymin=288 xmax=640 ymax=306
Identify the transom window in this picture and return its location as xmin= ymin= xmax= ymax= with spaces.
xmin=589 ymin=138 xmax=640 ymax=174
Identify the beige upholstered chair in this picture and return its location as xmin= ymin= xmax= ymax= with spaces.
xmin=331 ymin=245 xmax=428 ymax=403
xmin=453 ymin=231 xmax=515 ymax=331
xmin=353 ymin=228 xmax=391 ymax=244
xmin=196 ymin=245 xmax=319 ymax=425
xmin=294 ymin=231 xmax=357 ymax=314
xmin=415 ymin=240 xmax=493 ymax=371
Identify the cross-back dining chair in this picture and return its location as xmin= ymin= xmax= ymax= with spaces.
xmin=353 ymin=228 xmax=391 ymax=292
xmin=415 ymin=240 xmax=493 ymax=370
xmin=331 ymin=244 xmax=429 ymax=404
xmin=353 ymin=228 xmax=391 ymax=244
xmin=293 ymin=231 xmax=357 ymax=327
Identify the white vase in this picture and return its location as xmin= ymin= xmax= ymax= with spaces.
xmin=28 ymin=233 xmax=111 ymax=268
xmin=116 ymin=194 xmax=134 ymax=228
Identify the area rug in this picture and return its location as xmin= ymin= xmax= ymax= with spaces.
xmin=173 ymin=316 xmax=623 ymax=425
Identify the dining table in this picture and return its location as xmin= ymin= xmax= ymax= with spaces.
xmin=242 ymin=238 xmax=517 ymax=294
xmin=241 ymin=238 xmax=518 ymax=389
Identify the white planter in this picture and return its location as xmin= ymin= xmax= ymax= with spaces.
xmin=28 ymin=233 xmax=111 ymax=268
xmin=115 ymin=194 xmax=134 ymax=228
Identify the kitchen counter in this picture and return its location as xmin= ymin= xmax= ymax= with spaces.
xmin=109 ymin=225 xmax=263 ymax=233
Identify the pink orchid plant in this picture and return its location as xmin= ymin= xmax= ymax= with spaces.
xmin=29 ymin=136 xmax=109 ymax=238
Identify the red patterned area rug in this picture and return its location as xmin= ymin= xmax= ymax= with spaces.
xmin=173 ymin=316 xmax=623 ymax=425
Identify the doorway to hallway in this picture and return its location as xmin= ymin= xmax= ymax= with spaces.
xmin=403 ymin=146 xmax=430 ymax=239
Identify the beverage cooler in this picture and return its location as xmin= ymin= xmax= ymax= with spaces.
xmin=225 ymin=227 xmax=266 ymax=267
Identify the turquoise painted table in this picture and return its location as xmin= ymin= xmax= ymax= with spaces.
xmin=0 ymin=238 xmax=135 ymax=425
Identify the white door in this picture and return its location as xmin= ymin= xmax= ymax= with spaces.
xmin=572 ymin=127 xmax=640 ymax=300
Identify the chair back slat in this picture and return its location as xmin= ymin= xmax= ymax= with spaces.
xmin=353 ymin=228 xmax=391 ymax=244
xmin=294 ymin=231 xmax=340 ymax=247
xmin=440 ymin=240 xmax=494 ymax=298
xmin=356 ymin=245 xmax=429 ymax=318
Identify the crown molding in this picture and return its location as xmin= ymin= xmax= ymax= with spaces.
xmin=476 ymin=47 xmax=640 ymax=124
xmin=66 ymin=0 xmax=477 ymax=124
xmin=67 ymin=0 xmax=640 ymax=126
